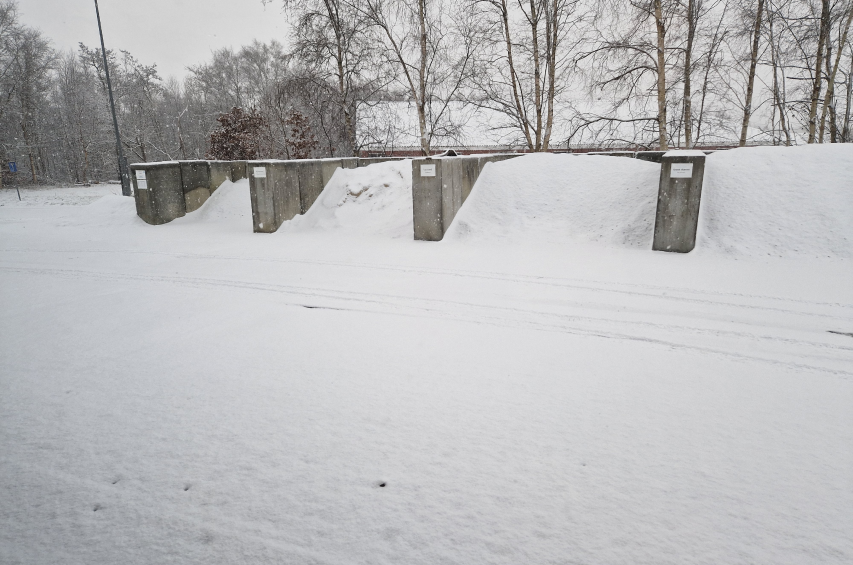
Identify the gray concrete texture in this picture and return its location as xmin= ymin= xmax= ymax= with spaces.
xmin=411 ymin=154 xmax=520 ymax=241
xmin=180 ymin=160 xmax=211 ymax=213
xmin=247 ymin=157 xmax=405 ymax=233
xmin=652 ymin=151 xmax=706 ymax=253
xmin=209 ymin=161 xmax=232 ymax=193
xmin=230 ymin=160 xmax=248 ymax=181
xmin=131 ymin=162 xmax=186 ymax=225
xmin=132 ymin=160 xmax=238 ymax=224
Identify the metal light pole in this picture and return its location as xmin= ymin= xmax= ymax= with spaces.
xmin=94 ymin=0 xmax=131 ymax=196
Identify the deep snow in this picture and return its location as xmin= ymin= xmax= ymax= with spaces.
xmin=281 ymin=159 xmax=413 ymax=238
xmin=446 ymin=153 xmax=662 ymax=247
xmin=1 ymin=147 xmax=851 ymax=565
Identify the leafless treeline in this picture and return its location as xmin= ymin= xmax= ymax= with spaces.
xmin=1 ymin=0 xmax=850 ymax=184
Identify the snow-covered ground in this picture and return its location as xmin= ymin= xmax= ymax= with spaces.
xmin=1 ymin=147 xmax=851 ymax=565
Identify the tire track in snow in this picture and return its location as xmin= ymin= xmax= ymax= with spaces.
xmin=3 ymin=265 xmax=851 ymax=377
xmin=2 ymin=247 xmax=850 ymax=316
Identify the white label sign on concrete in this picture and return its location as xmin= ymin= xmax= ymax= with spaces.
xmin=254 ymin=167 xmax=267 ymax=178
xmin=135 ymin=170 xmax=147 ymax=189
xmin=420 ymin=164 xmax=436 ymax=177
xmin=671 ymin=163 xmax=693 ymax=178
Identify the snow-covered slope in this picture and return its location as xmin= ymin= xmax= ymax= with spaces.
xmin=445 ymin=153 xmax=661 ymax=247
xmin=172 ymin=179 xmax=252 ymax=229
xmin=697 ymin=144 xmax=853 ymax=258
xmin=443 ymin=147 xmax=852 ymax=259
xmin=281 ymin=160 xmax=413 ymax=238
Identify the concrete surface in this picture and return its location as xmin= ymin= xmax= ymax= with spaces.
xmin=131 ymin=162 xmax=185 ymax=225
xmin=209 ymin=161 xmax=232 ymax=193
xmin=412 ymin=154 xmax=520 ymax=241
xmin=247 ymin=157 xmax=406 ymax=233
xmin=652 ymin=150 xmax=706 ymax=253
xmin=230 ymin=161 xmax=248 ymax=181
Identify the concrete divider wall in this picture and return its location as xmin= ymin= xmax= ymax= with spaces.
xmin=131 ymin=160 xmax=239 ymax=225
xmin=209 ymin=161 xmax=232 ymax=193
xmin=131 ymin=162 xmax=185 ymax=225
xmin=412 ymin=154 xmax=520 ymax=241
xmin=652 ymin=150 xmax=706 ymax=253
xmin=180 ymin=161 xmax=211 ymax=213
xmin=247 ymin=157 xmax=404 ymax=233
xmin=230 ymin=160 xmax=248 ymax=181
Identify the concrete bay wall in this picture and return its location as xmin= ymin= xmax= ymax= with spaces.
xmin=247 ymin=157 xmax=402 ymax=233
xmin=652 ymin=151 xmax=707 ymax=253
xmin=131 ymin=162 xmax=185 ymax=225
xmin=131 ymin=160 xmax=238 ymax=225
xmin=130 ymin=153 xmax=709 ymax=252
xmin=411 ymin=154 xmax=521 ymax=241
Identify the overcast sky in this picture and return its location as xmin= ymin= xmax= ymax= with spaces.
xmin=19 ymin=0 xmax=290 ymax=79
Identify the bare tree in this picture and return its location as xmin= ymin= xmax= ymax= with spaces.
xmin=359 ymin=0 xmax=477 ymax=154
xmin=271 ymin=0 xmax=382 ymax=156
xmin=739 ymin=0 xmax=765 ymax=146
xmin=818 ymin=1 xmax=853 ymax=141
xmin=469 ymin=0 xmax=580 ymax=151
xmin=807 ymin=0 xmax=831 ymax=142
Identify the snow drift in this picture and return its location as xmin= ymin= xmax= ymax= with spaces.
xmin=48 ymin=146 xmax=853 ymax=260
xmin=280 ymin=160 xmax=413 ymax=238
xmin=172 ymin=179 xmax=252 ymax=229
xmin=444 ymin=147 xmax=852 ymax=258
xmin=697 ymin=144 xmax=853 ymax=258
xmin=444 ymin=153 xmax=661 ymax=248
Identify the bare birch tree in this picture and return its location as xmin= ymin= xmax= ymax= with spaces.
xmin=738 ymin=0 xmax=765 ymax=146
xmin=359 ymin=0 xmax=477 ymax=154
xmin=469 ymin=0 xmax=580 ymax=151
xmin=818 ymin=1 xmax=853 ymax=141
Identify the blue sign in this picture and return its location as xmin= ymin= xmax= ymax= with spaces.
xmin=8 ymin=161 xmax=16 ymax=173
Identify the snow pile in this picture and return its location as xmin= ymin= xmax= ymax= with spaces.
xmin=445 ymin=153 xmax=661 ymax=248
xmin=698 ymin=144 xmax=853 ymax=258
xmin=282 ymin=160 xmax=413 ymax=238
xmin=174 ymin=179 xmax=251 ymax=228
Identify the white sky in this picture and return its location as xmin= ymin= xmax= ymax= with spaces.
xmin=18 ymin=0 xmax=290 ymax=79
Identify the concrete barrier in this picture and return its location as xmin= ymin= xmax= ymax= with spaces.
xmin=247 ymin=157 xmax=405 ymax=233
xmin=131 ymin=160 xmax=239 ymax=224
xmin=131 ymin=162 xmax=185 ymax=225
xmin=411 ymin=154 xmax=520 ymax=241
xmin=652 ymin=150 xmax=706 ymax=252
xmin=209 ymin=161 xmax=232 ymax=194
xmin=230 ymin=160 xmax=248 ymax=181
xmin=180 ymin=161 xmax=211 ymax=213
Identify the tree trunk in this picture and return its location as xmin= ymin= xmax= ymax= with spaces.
xmin=500 ymin=0 xmax=534 ymax=149
xmin=696 ymin=9 xmax=727 ymax=144
xmin=739 ymin=0 xmax=764 ymax=147
xmin=542 ymin=0 xmax=559 ymax=151
xmin=843 ymin=52 xmax=853 ymax=142
xmin=768 ymin=16 xmax=791 ymax=146
xmin=529 ymin=0 xmax=543 ymax=150
xmin=418 ymin=0 xmax=429 ymax=155
xmin=818 ymin=5 xmax=853 ymax=143
xmin=324 ymin=0 xmax=358 ymax=156
xmin=808 ymin=0 xmax=830 ymax=143
xmin=654 ymin=0 xmax=669 ymax=150
xmin=683 ymin=0 xmax=695 ymax=147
